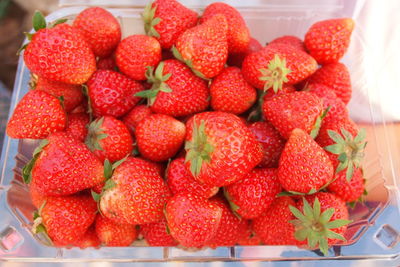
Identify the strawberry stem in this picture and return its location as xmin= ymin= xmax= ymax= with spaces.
xmin=85 ymin=117 xmax=108 ymax=152
xmin=258 ymin=54 xmax=291 ymax=93
xmin=142 ymin=1 xmax=161 ymax=38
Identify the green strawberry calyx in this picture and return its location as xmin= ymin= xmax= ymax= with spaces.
xmin=31 ymin=201 xmax=54 ymax=246
xmin=22 ymin=139 xmax=49 ymax=184
xmin=310 ymin=107 xmax=330 ymax=139
xmin=289 ymin=197 xmax=352 ymax=256
xmin=185 ymin=120 xmax=214 ymax=177
xmin=142 ymin=1 xmax=161 ymax=38
xmin=171 ymin=46 xmax=208 ymax=80
xmin=85 ymin=117 xmax=108 ymax=152
xmin=324 ymin=128 xmax=367 ymax=181
xmin=258 ymin=54 xmax=292 ymax=93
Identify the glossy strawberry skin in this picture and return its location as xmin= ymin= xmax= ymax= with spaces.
xmin=31 ymin=132 xmax=105 ymax=196
xmin=166 ymin=158 xmax=219 ymax=198
xmin=30 ymin=182 xmax=47 ymax=209
xmin=263 ymin=84 xmax=296 ymax=101
xmin=136 ymin=114 xmax=186 ymax=162
xmin=278 ymin=128 xmax=334 ymax=193
xmin=328 ymin=168 xmax=365 ymax=202
xmin=116 ymin=35 xmax=161 ymax=81
xmin=73 ymin=7 xmax=121 ymax=58
xmin=268 ymin=35 xmax=306 ymax=51
xmin=225 ymin=168 xmax=281 ymax=219
xmin=87 ymin=70 xmax=143 ymax=118
xmin=122 ymin=105 xmax=153 ymax=135
xmin=140 ymin=217 xmax=178 ymax=246
xmin=6 ymin=90 xmax=66 ymax=139
xmin=65 ymin=113 xmax=89 ymax=142
xmin=100 ymin=157 xmax=171 ymax=225
xmin=305 ymin=18 xmax=354 ymax=65
xmin=165 ymin=192 xmax=222 ymax=248
xmin=72 ymin=226 xmax=101 ymax=249
xmin=24 ymin=23 xmax=96 ymax=85
xmin=227 ymin=37 xmax=263 ymax=68
xmin=95 ymin=215 xmax=138 ymax=247
xmin=210 ymin=67 xmax=256 ymax=115
xmin=237 ymin=221 xmax=262 ymax=246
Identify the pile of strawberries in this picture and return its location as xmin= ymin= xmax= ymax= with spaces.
xmin=6 ymin=0 xmax=367 ymax=256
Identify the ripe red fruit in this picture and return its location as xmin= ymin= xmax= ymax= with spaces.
xmin=225 ymin=168 xmax=281 ymax=219
xmin=6 ymin=90 xmax=66 ymax=139
xmin=305 ymin=18 xmax=355 ymax=64
xmin=85 ymin=116 xmax=133 ymax=163
xmin=263 ymin=84 xmax=296 ymax=100
xmin=122 ymin=105 xmax=153 ymax=135
xmin=166 ymin=158 xmax=219 ymax=198
xmin=73 ymin=7 xmax=121 ymax=58
xmin=100 ymin=157 xmax=171 ymax=225
xmin=142 ymin=0 xmax=198 ymax=49
xmin=165 ymin=192 xmax=222 ymax=248
xmin=29 ymin=182 xmax=47 ymax=209
xmin=95 ymin=215 xmax=138 ymax=247
xmin=65 ymin=113 xmax=89 ymax=142
xmin=136 ymin=114 xmax=186 ymax=162
xmin=140 ymin=217 xmax=178 ymax=246
xmin=97 ymin=56 xmax=116 ymax=70
xmin=328 ymin=168 xmax=365 ymax=202
xmin=87 ymin=70 xmax=143 ymax=118
xmin=278 ymin=128 xmax=334 ymax=194
xmin=72 ymin=226 xmax=101 ymax=249
xmin=116 ymin=35 xmax=161 ymax=81
xmin=210 ymin=67 xmax=256 ymax=115
xmin=227 ymin=37 xmax=263 ymax=68
xmin=185 ymin=112 xmax=263 ymax=187
xmin=201 ymin=2 xmax=250 ymax=53
xmin=262 ymin=91 xmax=323 ymax=139
xmin=237 ymin=222 xmax=262 ymax=246
xmin=173 ymin=14 xmax=228 ymax=79
xmin=268 ymin=35 xmax=306 ymax=51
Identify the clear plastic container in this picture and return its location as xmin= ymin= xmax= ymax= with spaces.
xmin=1 ymin=0 xmax=400 ymax=263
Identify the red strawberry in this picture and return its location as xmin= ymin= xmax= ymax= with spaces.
xmin=227 ymin=37 xmax=263 ymax=68
xmin=97 ymin=56 xmax=116 ymax=70
xmin=122 ymin=105 xmax=153 ymax=135
xmin=70 ymin=102 xmax=88 ymax=114
xmin=140 ymin=217 xmax=178 ymax=246
xmin=87 ymin=70 xmax=143 ymax=118
xmin=262 ymin=91 xmax=323 ymax=139
xmin=263 ymin=84 xmax=296 ymax=100
xmin=165 ymin=192 xmax=222 ymax=248
xmin=225 ymin=168 xmax=281 ymax=219
xmin=237 ymin=222 xmax=262 ymax=246
xmin=278 ymin=128 xmax=334 ymax=193
xmin=29 ymin=182 xmax=47 ymax=209
xmin=85 ymin=116 xmax=133 ymax=163
xmin=29 ymin=132 xmax=105 ymax=196
xmin=35 ymin=77 xmax=83 ymax=112
xmin=95 ymin=215 xmax=137 ymax=246
xmin=136 ymin=114 xmax=186 ymax=162
xmin=173 ymin=14 xmax=228 ymax=79
xmin=252 ymin=196 xmax=298 ymax=245
xmin=73 ymin=7 xmax=121 ymax=58
xmin=328 ymin=168 xmax=365 ymax=202
xmin=166 ymin=158 xmax=218 ymax=198
xmin=185 ymin=112 xmax=263 ymax=187
xmin=136 ymin=60 xmax=209 ymax=117
xmin=23 ymin=12 xmax=96 ymax=84
xmin=142 ymin=0 xmax=198 ymax=49
xmin=65 ymin=113 xmax=89 ymax=142
xmin=72 ymin=226 xmax=101 ymax=249
xmin=116 ymin=35 xmax=161 ymax=81
xmin=201 ymin=2 xmax=250 ymax=53
xmin=268 ymin=35 xmax=306 ymax=51
xmin=210 ymin=67 xmax=256 ymax=115
xmin=100 ymin=157 xmax=171 ymax=225
xmin=33 ymin=193 xmax=97 ymax=246
xmin=306 ymin=62 xmax=352 ymax=104
xmin=305 ymin=18 xmax=355 ymax=64
xmin=248 ymin=121 xmax=285 ymax=168
xmin=242 ymin=44 xmax=317 ymax=92
xmin=6 ymin=90 xmax=66 ymax=139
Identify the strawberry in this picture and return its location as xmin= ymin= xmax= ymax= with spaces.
xmin=327 ymin=167 xmax=365 ymax=202
xmin=185 ymin=112 xmax=263 ymax=187
xmin=173 ymin=14 xmax=228 ymax=79
xmin=32 ymin=193 xmax=97 ymax=246
xmin=100 ymin=157 xmax=171 ymax=225
xmin=291 ymin=192 xmax=351 ymax=255
xmin=201 ymin=2 xmax=250 ymax=53
xmin=305 ymin=18 xmax=355 ymax=64
xmin=22 ymin=12 xmax=96 ymax=84
xmin=65 ymin=113 xmax=89 ymax=142
xmin=165 ymin=192 xmax=222 ymax=248
xmin=116 ymin=35 xmax=161 ymax=81
xmin=140 ymin=217 xmax=178 ymax=246
xmin=166 ymin=158 xmax=218 ymax=198
xmin=227 ymin=37 xmax=263 ymax=68
xmin=35 ymin=77 xmax=84 ymax=112
xmin=29 ymin=132 xmax=105 ymax=196
xmin=242 ymin=44 xmax=317 ymax=92
xmin=73 ymin=7 xmax=121 ymax=58
xmin=248 ymin=121 xmax=285 ymax=168
xmin=224 ymin=168 xmax=281 ymax=219
xmin=306 ymin=62 xmax=352 ymax=104
xmin=263 ymin=84 xmax=296 ymax=101
xmin=122 ymin=105 xmax=153 ymax=135
xmin=210 ymin=67 xmax=256 ymax=115
xmin=268 ymin=35 xmax=306 ymax=51
xmin=237 ymin=222 xmax=262 ymax=246
xmin=6 ymin=90 xmax=66 ymax=139
xmin=136 ymin=114 xmax=186 ymax=162
xmin=95 ymin=215 xmax=137 ymax=247
xmin=262 ymin=91 xmax=323 ymax=139
xmin=85 ymin=116 xmax=133 ymax=163
xmin=278 ymin=128 xmax=334 ymax=194
xmin=72 ymin=226 xmax=101 ymax=249
xmin=29 ymin=182 xmax=47 ymax=209
xmin=87 ymin=70 xmax=143 ymax=118
xmin=142 ymin=0 xmax=198 ymax=49
xmin=97 ymin=56 xmax=116 ymax=70
xmin=135 ymin=60 xmax=209 ymax=117
xmin=252 ymin=196 xmax=298 ymax=245
xmin=70 ymin=102 xmax=88 ymax=114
